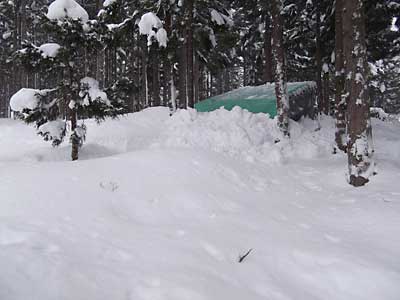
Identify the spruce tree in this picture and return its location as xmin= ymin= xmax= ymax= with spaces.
xmin=10 ymin=0 xmax=124 ymax=161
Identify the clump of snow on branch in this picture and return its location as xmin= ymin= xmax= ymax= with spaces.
xmin=210 ymin=9 xmax=233 ymax=27
xmin=9 ymin=88 xmax=50 ymax=112
xmin=156 ymin=28 xmax=168 ymax=47
xmin=210 ymin=9 xmax=225 ymax=25
xmin=46 ymin=0 xmax=89 ymax=23
xmin=38 ymin=120 xmax=66 ymax=146
xmin=38 ymin=43 xmax=61 ymax=58
xmin=208 ymin=28 xmax=217 ymax=47
xmin=79 ymin=77 xmax=110 ymax=106
xmin=103 ymin=0 xmax=117 ymax=7
xmin=138 ymin=12 xmax=167 ymax=47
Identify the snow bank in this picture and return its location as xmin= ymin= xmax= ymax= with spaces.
xmin=47 ymin=0 xmax=89 ymax=23
xmin=158 ymin=107 xmax=280 ymax=161
xmin=157 ymin=107 xmax=333 ymax=164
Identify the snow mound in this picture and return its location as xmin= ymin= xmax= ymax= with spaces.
xmin=158 ymin=107 xmax=280 ymax=161
xmin=47 ymin=0 xmax=89 ymax=23
xmin=157 ymin=107 xmax=333 ymax=164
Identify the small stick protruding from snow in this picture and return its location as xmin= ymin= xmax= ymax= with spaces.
xmin=238 ymin=248 xmax=253 ymax=263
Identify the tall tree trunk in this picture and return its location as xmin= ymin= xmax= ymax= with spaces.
xmin=66 ymin=67 xmax=79 ymax=161
xmin=152 ymin=48 xmax=160 ymax=106
xmin=94 ymin=0 xmax=102 ymax=85
xmin=194 ymin=53 xmax=200 ymax=103
xmin=178 ymin=41 xmax=187 ymax=108
xmin=322 ymin=65 xmax=330 ymax=114
xmin=263 ymin=13 xmax=273 ymax=83
xmin=315 ymin=4 xmax=324 ymax=114
xmin=70 ymin=107 xmax=79 ymax=161
xmin=271 ymin=0 xmax=289 ymax=137
xmin=186 ymin=0 xmax=194 ymax=108
xmin=243 ymin=53 xmax=248 ymax=86
xmin=334 ymin=0 xmax=347 ymax=152
xmin=346 ymin=0 xmax=374 ymax=187
xmin=140 ymin=42 xmax=149 ymax=108
xmin=162 ymin=10 xmax=176 ymax=112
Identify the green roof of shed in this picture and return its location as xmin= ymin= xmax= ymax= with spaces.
xmin=195 ymin=82 xmax=316 ymax=118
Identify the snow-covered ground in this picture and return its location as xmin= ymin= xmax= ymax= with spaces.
xmin=1 ymin=107 xmax=399 ymax=300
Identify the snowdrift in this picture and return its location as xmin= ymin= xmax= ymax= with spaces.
xmin=1 ymin=107 xmax=400 ymax=300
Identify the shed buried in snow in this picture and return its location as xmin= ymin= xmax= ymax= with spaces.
xmin=195 ymin=81 xmax=317 ymax=120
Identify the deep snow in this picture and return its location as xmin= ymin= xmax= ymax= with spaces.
xmin=0 ymin=107 xmax=399 ymax=300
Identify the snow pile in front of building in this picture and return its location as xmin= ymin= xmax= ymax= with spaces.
xmin=158 ymin=107 xmax=335 ymax=164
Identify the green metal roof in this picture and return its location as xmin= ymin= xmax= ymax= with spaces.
xmin=195 ymin=82 xmax=315 ymax=118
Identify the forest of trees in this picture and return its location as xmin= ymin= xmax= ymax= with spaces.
xmin=0 ymin=0 xmax=399 ymax=186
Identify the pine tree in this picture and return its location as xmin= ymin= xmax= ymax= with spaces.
xmin=10 ymin=0 xmax=124 ymax=161
xmin=0 ymin=0 xmax=14 ymax=117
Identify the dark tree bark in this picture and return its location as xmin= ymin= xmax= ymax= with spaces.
xmin=151 ymin=47 xmax=160 ymax=106
xmin=334 ymin=0 xmax=347 ymax=152
xmin=271 ymin=0 xmax=289 ymax=137
xmin=243 ymin=53 xmax=248 ymax=86
xmin=70 ymin=107 xmax=79 ymax=161
xmin=315 ymin=3 xmax=324 ymax=114
xmin=322 ymin=67 xmax=330 ymax=114
xmin=194 ymin=52 xmax=200 ymax=103
xmin=263 ymin=13 xmax=273 ymax=83
xmin=178 ymin=40 xmax=187 ymax=108
xmin=65 ymin=66 xmax=79 ymax=161
xmin=140 ymin=42 xmax=149 ymax=108
xmin=186 ymin=0 xmax=194 ymax=108
xmin=345 ymin=0 xmax=374 ymax=187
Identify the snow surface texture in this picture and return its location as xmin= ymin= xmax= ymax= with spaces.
xmin=1 ymin=107 xmax=400 ymax=300
xmin=46 ymin=0 xmax=89 ymax=23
